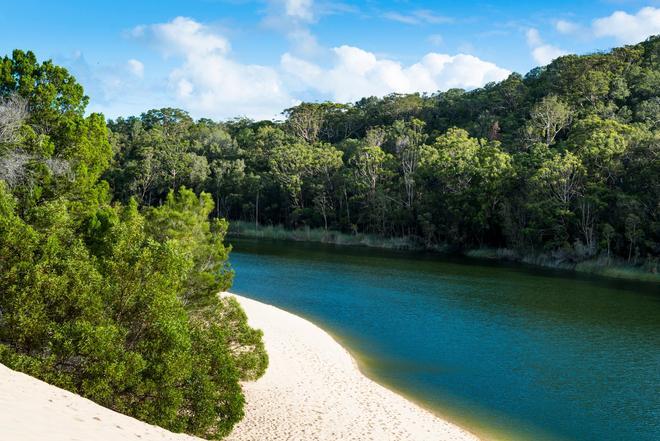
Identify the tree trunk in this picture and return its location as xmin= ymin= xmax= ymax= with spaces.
xmin=255 ymin=190 xmax=259 ymax=228
xmin=344 ymin=188 xmax=351 ymax=227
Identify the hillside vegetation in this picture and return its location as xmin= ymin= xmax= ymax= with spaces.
xmin=106 ymin=37 xmax=659 ymax=274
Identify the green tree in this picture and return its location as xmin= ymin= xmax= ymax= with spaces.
xmin=526 ymin=95 xmax=573 ymax=146
xmin=146 ymin=188 xmax=233 ymax=308
xmin=348 ymin=141 xmax=393 ymax=233
xmin=529 ymin=151 xmax=585 ymax=247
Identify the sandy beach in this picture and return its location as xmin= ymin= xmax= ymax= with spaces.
xmin=227 ymin=293 xmax=478 ymax=441
xmin=0 ymin=293 xmax=478 ymax=441
xmin=0 ymin=362 xmax=201 ymax=441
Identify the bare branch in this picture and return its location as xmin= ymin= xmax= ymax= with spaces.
xmin=0 ymin=151 xmax=72 ymax=188
xmin=0 ymin=151 xmax=31 ymax=187
xmin=0 ymin=94 xmax=28 ymax=144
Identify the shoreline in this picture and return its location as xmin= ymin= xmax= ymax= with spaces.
xmin=228 ymin=225 xmax=659 ymax=284
xmin=226 ymin=293 xmax=480 ymax=441
xmin=331 ymin=335 xmax=494 ymax=441
xmin=1 ymin=293 xmax=479 ymax=441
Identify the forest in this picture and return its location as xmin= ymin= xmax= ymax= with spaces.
xmin=106 ymin=36 xmax=659 ymax=272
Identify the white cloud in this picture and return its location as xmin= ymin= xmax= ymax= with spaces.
xmin=383 ymin=9 xmax=452 ymax=25
xmin=526 ymin=28 xmax=543 ymax=47
xmin=284 ymin=0 xmax=315 ymax=22
xmin=531 ymin=45 xmax=567 ymax=66
xmin=592 ymin=7 xmax=660 ymax=44
xmin=286 ymin=27 xmax=322 ymax=56
xmin=551 ymin=7 xmax=660 ymax=44
xmin=526 ymin=28 xmax=567 ymax=65
xmin=135 ymin=16 xmax=230 ymax=57
xmin=86 ymin=14 xmax=510 ymax=120
xmin=281 ymin=46 xmax=510 ymax=103
xmin=132 ymin=17 xmax=296 ymax=120
xmin=281 ymin=53 xmax=323 ymax=86
xmin=265 ymin=0 xmax=356 ymax=24
xmin=555 ymin=19 xmax=579 ymax=34
xmin=262 ymin=0 xmax=324 ymax=56
xmin=127 ymin=59 xmax=144 ymax=78
xmin=261 ymin=1 xmax=357 ymax=57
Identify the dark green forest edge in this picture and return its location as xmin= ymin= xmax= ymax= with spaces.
xmin=0 ymin=36 xmax=658 ymax=440
xmin=108 ymin=36 xmax=657 ymax=281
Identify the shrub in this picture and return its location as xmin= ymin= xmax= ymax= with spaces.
xmin=0 ymin=184 xmax=267 ymax=438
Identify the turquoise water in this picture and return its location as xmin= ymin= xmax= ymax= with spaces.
xmin=229 ymin=238 xmax=660 ymax=441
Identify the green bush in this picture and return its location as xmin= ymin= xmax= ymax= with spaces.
xmin=0 ymin=185 xmax=267 ymax=438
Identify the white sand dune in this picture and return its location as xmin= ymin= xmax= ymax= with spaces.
xmin=0 ymin=363 xmax=200 ymax=441
xmin=227 ymin=293 xmax=479 ymax=441
xmin=0 ymin=293 xmax=479 ymax=441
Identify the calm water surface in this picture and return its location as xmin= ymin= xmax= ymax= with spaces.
xmin=229 ymin=238 xmax=660 ymax=441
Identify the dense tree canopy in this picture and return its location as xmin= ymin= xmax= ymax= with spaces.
xmin=107 ymin=37 xmax=659 ymax=270
xmin=0 ymin=50 xmax=267 ymax=439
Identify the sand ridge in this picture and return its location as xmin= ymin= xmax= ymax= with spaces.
xmin=0 ymin=363 xmax=200 ymax=441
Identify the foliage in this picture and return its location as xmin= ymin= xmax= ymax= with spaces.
xmin=0 ymin=50 xmax=266 ymax=439
xmin=105 ymin=36 xmax=659 ymax=271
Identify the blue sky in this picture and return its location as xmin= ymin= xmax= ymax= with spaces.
xmin=1 ymin=0 xmax=659 ymax=120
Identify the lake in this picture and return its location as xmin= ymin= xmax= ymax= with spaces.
xmin=229 ymin=238 xmax=660 ymax=441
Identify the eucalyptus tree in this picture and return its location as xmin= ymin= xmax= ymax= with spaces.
xmin=390 ymin=118 xmax=426 ymax=213
xmin=348 ymin=141 xmax=394 ymax=233
xmin=526 ymin=95 xmax=573 ymax=146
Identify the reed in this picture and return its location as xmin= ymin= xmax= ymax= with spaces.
xmin=229 ymin=221 xmax=421 ymax=250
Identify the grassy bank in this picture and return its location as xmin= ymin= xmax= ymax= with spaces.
xmin=229 ymin=221 xmax=424 ymax=250
xmin=229 ymin=221 xmax=659 ymax=283
xmin=465 ymin=248 xmax=659 ymax=283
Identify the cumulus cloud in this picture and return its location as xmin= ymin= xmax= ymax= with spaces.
xmin=132 ymin=17 xmax=296 ymax=120
xmin=132 ymin=16 xmax=230 ymax=57
xmin=88 ymin=15 xmax=510 ymax=120
xmin=383 ymin=9 xmax=452 ymax=25
xmin=531 ymin=46 xmax=566 ymax=66
xmin=592 ymin=7 xmax=660 ymax=44
xmin=127 ymin=59 xmax=144 ymax=78
xmin=262 ymin=0 xmax=324 ymax=56
xmin=284 ymin=0 xmax=315 ymax=22
xmin=526 ymin=28 xmax=567 ymax=65
xmin=555 ymin=19 xmax=579 ymax=34
xmin=552 ymin=7 xmax=659 ymax=45
xmin=281 ymin=46 xmax=510 ymax=103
